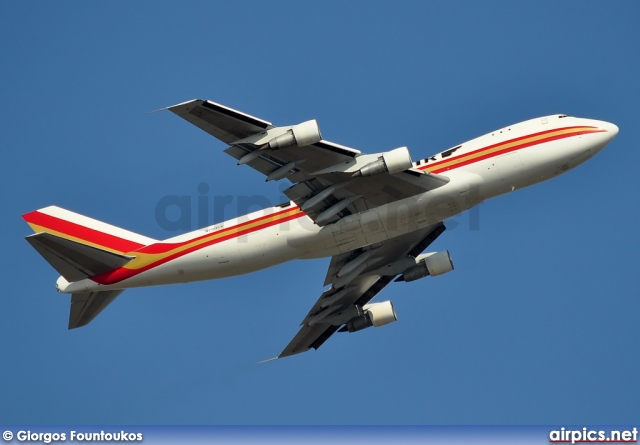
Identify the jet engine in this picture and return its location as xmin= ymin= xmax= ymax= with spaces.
xmin=400 ymin=250 xmax=454 ymax=282
xmin=268 ymin=120 xmax=322 ymax=149
xmin=340 ymin=301 xmax=397 ymax=333
xmin=354 ymin=146 xmax=413 ymax=176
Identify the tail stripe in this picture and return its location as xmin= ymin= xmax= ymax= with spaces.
xmin=23 ymin=210 xmax=145 ymax=254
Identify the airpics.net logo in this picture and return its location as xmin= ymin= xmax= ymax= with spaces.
xmin=549 ymin=427 xmax=638 ymax=444
xmin=153 ymin=181 xmax=483 ymax=233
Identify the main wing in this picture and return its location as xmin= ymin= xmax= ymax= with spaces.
xmin=278 ymin=223 xmax=446 ymax=358
xmin=167 ymin=99 xmax=450 ymax=225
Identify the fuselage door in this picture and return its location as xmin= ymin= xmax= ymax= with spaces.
xmin=495 ymin=152 xmax=525 ymax=190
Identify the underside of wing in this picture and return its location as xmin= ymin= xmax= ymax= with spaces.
xmin=167 ymin=98 xmax=450 ymax=227
xmin=278 ymin=223 xmax=447 ymax=358
xmin=282 ymin=169 xmax=449 ymax=225
xmin=167 ymin=99 xmax=273 ymax=144
xmin=278 ymin=323 xmax=342 ymax=358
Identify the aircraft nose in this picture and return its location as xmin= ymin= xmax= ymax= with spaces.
xmin=588 ymin=120 xmax=618 ymax=156
xmin=602 ymin=121 xmax=619 ymax=139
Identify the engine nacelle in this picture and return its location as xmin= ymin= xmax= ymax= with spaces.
xmin=401 ymin=263 xmax=430 ymax=282
xmin=401 ymin=250 xmax=454 ymax=282
xmin=342 ymin=300 xmax=397 ymax=333
xmin=356 ymin=146 xmax=413 ymax=176
xmin=365 ymin=301 xmax=397 ymax=327
xmin=268 ymin=120 xmax=322 ymax=149
xmin=425 ymin=250 xmax=454 ymax=276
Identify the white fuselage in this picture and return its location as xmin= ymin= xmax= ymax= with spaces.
xmin=60 ymin=115 xmax=617 ymax=294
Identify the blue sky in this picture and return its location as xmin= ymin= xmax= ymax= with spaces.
xmin=1 ymin=1 xmax=638 ymax=425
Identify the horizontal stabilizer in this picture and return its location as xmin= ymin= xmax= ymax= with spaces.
xmin=69 ymin=290 xmax=124 ymax=329
xmin=26 ymin=232 xmax=133 ymax=282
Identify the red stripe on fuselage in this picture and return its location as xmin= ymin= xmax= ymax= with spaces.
xmin=135 ymin=206 xmax=299 ymax=255
xmin=420 ymin=126 xmax=603 ymax=174
xmin=90 ymin=209 xmax=306 ymax=285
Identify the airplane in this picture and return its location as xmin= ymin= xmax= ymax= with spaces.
xmin=22 ymin=99 xmax=618 ymax=358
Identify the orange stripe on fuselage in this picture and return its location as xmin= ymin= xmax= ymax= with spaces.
xmin=90 ymin=206 xmax=306 ymax=285
xmin=419 ymin=126 xmax=605 ymax=174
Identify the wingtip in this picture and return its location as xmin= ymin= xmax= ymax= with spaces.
xmin=146 ymin=107 xmax=169 ymax=115
xmin=148 ymin=99 xmax=204 ymax=115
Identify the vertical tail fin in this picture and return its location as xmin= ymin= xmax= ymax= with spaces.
xmin=23 ymin=206 xmax=158 ymax=329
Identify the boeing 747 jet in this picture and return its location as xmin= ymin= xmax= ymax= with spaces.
xmin=23 ymin=100 xmax=618 ymax=358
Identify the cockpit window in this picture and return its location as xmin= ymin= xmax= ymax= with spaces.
xmin=558 ymin=115 xmax=568 ymax=118
xmin=441 ymin=145 xmax=461 ymax=158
